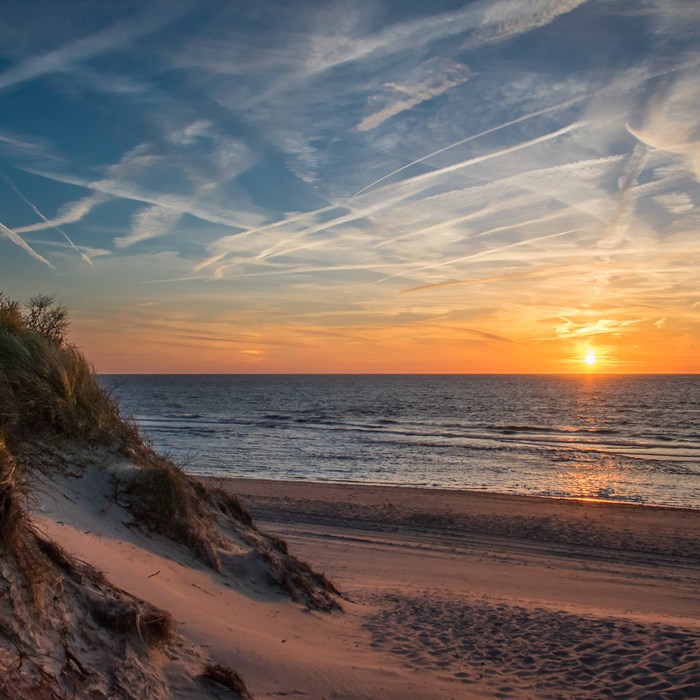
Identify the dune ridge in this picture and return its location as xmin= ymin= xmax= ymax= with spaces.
xmin=0 ymin=294 xmax=338 ymax=698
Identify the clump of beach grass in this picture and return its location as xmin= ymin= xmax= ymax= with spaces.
xmin=124 ymin=446 xmax=223 ymax=570
xmin=123 ymin=444 xmax=342 ymax=610
xmin=202 ymin=663 xmax=254 ymax=699
xmin=0 ymin=292 xmax=277 ymax=698
xmin=0 ymin=293 xmax=133 ymax=449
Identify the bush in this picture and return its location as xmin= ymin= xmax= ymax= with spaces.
xmin=0 ymin=293 xmax=68 ymax=345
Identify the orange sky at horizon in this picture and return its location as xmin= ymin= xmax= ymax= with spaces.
xmin=71 ymin=300 xmax=698 ymax=375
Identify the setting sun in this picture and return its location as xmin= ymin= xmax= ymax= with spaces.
xmin=585 ymin=351 xmax=597 ymax=366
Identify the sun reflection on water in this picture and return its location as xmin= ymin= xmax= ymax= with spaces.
xmin=554 ymin=457 xmax=625 ymax=502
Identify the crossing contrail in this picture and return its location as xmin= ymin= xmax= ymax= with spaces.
xmin=353 ymin=96 xmax=591 ymax=197
xmin=353 ymin=55 xmax=700 ymax=198
xmin=0 ymin=169 xmax=94 ymax=266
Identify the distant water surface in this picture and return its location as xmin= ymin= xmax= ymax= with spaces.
xmin=101 ymin=375 xmax=700 ymax=508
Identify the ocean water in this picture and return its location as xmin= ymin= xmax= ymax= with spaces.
xmin=101 ymin=375 xmax=700 ymax=508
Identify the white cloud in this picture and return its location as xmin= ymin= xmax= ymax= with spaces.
xmin=465 ymin=0 xmax=589 ymax=49
xmin=14 ymin=192 xmax=108 ymax=233
xmin=0 ymin=129 xmax=52 ymax=158
xmin=627 ymin=74 xmax=700 ymax=181
xmin=598 ymin=145 xmax=649 ymax=251
xmin=356 ymin=60 xmax=472 ymax=132
xmin=115 ymin=205 xmax=182 ymax=249
xmin=653 ymin=192 xmax=694 ymax=215
xmin=305 ymin=0 xmax=588 ymax=76
xmin=554 ymin=317 xmax=638 ymax=339
xmin=168 ymin=120 xmax=213 ymax=146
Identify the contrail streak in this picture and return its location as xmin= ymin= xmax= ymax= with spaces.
xmin=401 ymin=265 xmax=569 ymax=294
xmin=372 ymin=226 xmax=592 ymax=285
xmin=354 ymin=98 xmax=591 ymax=196
xmin=364 ymin=120 xmax=589 ymax=196
xmin=0 ymin=169 xmax=94 ymax=267
xmin=0 ymin=220 xmax=54 ymax=268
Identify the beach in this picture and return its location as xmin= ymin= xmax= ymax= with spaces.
xmin=36 ymin=465 xmax=699 ymax=699
xmin=207 ymin=478 xmax=700 ymax=698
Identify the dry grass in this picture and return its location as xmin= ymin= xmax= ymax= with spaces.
xmin=34 ymin=535 xmax=174 ymax=648
xmin=202 ymin=663 xmax=253 ymax=699
xmin=206 ymin=486 xmax=254 ymax=527
xmin=0 ymin=440 xmax=23 ymax=550
xmin=0 ymin=295 xmax=270 ymax=697
xmin=0 ymin=313 xmax=133 ymax=449
xmin=0 ymin=439 xmax=47 ymax=606
xmin=1 ymin=530 xmax=180 ymax=697
xmin=260 ymin=549 xmax=342 ymax=612
xmin=87 ymin=597 xmax=174 ymax=648
xmin=124 ymin=448 xmax=222 ymax=570
xmin=123 ymin=449 xmax=342 ymax=610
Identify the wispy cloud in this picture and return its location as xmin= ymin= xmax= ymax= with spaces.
xmin=304 ymin=0 xmax=588 ymax=75
xmin=597 ymin=144 xmax=648 ymax=251
xmin=115 ymin=205 xmax=181 ymax=249
xmin=554 ymin=318 xmax=639 ymax=339
xmin=0 ymin=129 xmax=53 ymax=158
xmin=356 ymin=60 xmax=472 ymax=132
xmin=372 ymin=227 xmax=593 ymax=285
xmin=353 ymin=92 xmax=593 ymax=195
xmin=25 ymin=141 xmax=265 ymax=235
xmin=626 ymin=74 xmax=700 ymax=181
xmin=0 ymin=2 xmax=193 ymax=92
xmin=14 ymin=191 xmax=108 ymax=235
xmin=463 ymin=0 xmax=588 ymax=49
xmin=1 ymin=0 xmax=697 ymax=371
xmin=653 ymin=192 xmax=694 ymax=215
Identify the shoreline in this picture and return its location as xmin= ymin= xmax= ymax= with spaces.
xmin=202 ymin=476 xmax=700 ymax=564
xmin=198 ymin=473 xmax=700 ymax=512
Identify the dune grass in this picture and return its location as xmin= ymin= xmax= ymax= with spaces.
xmin=0 ymin=293 xmax=132 ymax=448
xmin=0 ymin=438 xmax=47 ymax=606
xmin=124 ymin=447 xmax=223 ymax=570
xmin=202 ymin=663 xmax=253 ymax=699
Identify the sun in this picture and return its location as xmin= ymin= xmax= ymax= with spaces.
xmin=584 ymin=350 xmax=596 ymax=366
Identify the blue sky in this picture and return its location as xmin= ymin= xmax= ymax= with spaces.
xmin=0 ymin=0 xmax=698 ymax=372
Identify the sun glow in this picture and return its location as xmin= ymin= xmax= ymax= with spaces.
xmin=585 ymin=351 xmax=596 ymax=366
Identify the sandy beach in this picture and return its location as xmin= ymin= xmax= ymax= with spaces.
xmin=206 ymin=478 xmax=700 ymax=698
xmin=34 ymin=464 xmax=698 ymax=699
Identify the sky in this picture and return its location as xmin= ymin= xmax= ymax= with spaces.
xmin=0 ymin=0 xmax=698 ymax=374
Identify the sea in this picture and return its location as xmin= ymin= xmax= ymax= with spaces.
xmin=101 ymin=374 xmax=700 ymax=509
